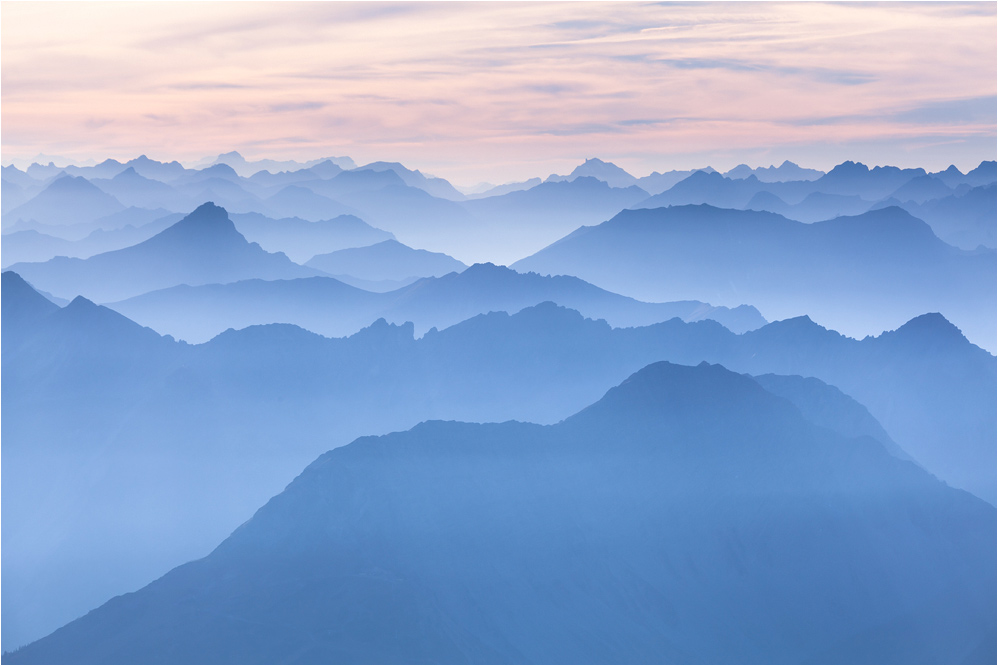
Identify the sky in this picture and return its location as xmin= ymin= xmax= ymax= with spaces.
xmin=2 ymin=1 xmax=996 ymax=185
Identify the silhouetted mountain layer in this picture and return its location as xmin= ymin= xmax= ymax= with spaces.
xmin=230 ymin=212 xmax=394 ymax=263
xmin=305 ymin=239 xmax=468 ymax=282
xmin=633 ymin=160 xmax=994 ymax=226
xmin=4 ymin=272 xmax=994 ymax=650
xmin=745 ymin=190 xmax=873 ymax=223
xmin=206 ymin=151 xmax=355 ymax=178
xmin=91 ymin=167 xmax=190 ymax=210
xmin=107 ymin=263 xmax=766 ymax=342
xmin=562 ymin=157 xmax=639 ymax=188
xmin=6 ymin=203 xmax=321 ymax=302
xmin=2 ymin=174 xmax=125 ymax=229
xmin=513 ymin=204 xmax=997 ymax=352
xmin=359 ymin=161 xmax=467 ymax=201
xmin=263 ymin=185 xmax=358 ymax=221
xmin=724 ymin=160 xmax=823 ymax=182
xmin=884 ymin=182 xmax=997 ymax=250
xmin=461 ymin=176 xmax=650 ymax=263
xmin=8 ymin=361 xmax=994 ymax=665
xmin=1 ymin=214 xmax=180 ymax=268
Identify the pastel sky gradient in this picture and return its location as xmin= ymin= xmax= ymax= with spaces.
xmin=2 ymin=1 xmax=996 ymax=184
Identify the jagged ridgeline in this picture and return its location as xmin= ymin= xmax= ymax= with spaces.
xmin=2 ymin=154 xmax=995 ymax=663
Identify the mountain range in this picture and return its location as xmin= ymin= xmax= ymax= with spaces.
xmin=1 ymin=150 xmax=995 ymax=662
xmin=4 ymin=268 xmax=993 ymax=650
xmin=6 ymin=203 xmax=322 ymax=302
xmin=229 ymin=212 xmax=395 ymax=264
xmin=7 ymin=361 xmax=994 ymax=664
xmin=105 ymin=262 xmax=766 ymax=343
xmin=305 ymin=239 xmax=468 ymax=283
xmin=513 ymin=204 xmax=997 ymax=352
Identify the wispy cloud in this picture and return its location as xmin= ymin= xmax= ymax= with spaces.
xmin=2 ymin=1 xmax=994 ymax=182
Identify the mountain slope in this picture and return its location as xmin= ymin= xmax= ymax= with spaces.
xmin=8 ymin=361 xmax=994 ymax=664
xmin=461 ymin=176 xmax=650 ymax=263
xmin=230 ymin=212 xmax=394 ymax=263
xmin=513 ymin=204 xmax=996 ymax=352
xmin=2 ymin=174 xmax=125 ymax=228
xmin=305 ymin=239 xmax=468 ymax=282
xmin=4 ymin=275 xmax=994 ymax=649
xmin=6 ymin=203 xmax=322 ymax=302
xmin=107 ymin=263 xmax=766 ymax=343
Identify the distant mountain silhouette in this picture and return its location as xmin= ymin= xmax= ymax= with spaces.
xmin=171 ymin=174 xmax=266 ymax=215
xmin=107 ymin=262 xmax=766 ymax=343
xmin=464 ymin=177 xmax=542 ymax=199
xmin=308 ymin=167 xmax=406 ymax=197
xmin=122 ymin=155 xmax=188 ymax=182
xmin=306 ymin=239 xmax=468 ymax=282
xmin=359 ymin=161 xmax=467 ymax=201
xmin=1 ymin=214 xmax=179 ymax=268
xmin=1 ymin=164 xmax=41 ymax=189
xmin=880 ymin=182 xmax=997 ymax=250
xmin=564 ymin=157 xmax=639 ymax=188
xmin=462 ymin=176 xmax=650 ymax=263
xmin=804 ymin=161 xmax=926 ymax=200
xmin=744 ymin=190 xmax=873 ymax=223
xmin=1 ymin=231 xmax=78 ymax=268
xmin=962 ymin=159 xmax=997 ymax=187
xmin=635 ymin=161 xmax=956 ymax=222
xmin=6 ymin=203 xmax=321 ymax=302
xmin=230 ymin=212 xmax=394 ymax=263
xmin=245 ymin=162 xmax=342 ymax=190
xmin=91 ymin=167 xmax=188 ymax=210
xmin=8 ymin=361 xmax=993 ymax=664
xmin=887 ymin=174 xmax=956 ymax=204
xmin=513 ymin=204 xmax=997 ymax=352
xmin=1 ymin=178 xmax=28 ymax=214
xmin=635 ymin=166 xmax=716 ymax=195
xmin=751 ymin=373 xmax=911 ymax=461
xmin=724 ymin=160 xmax=823 ymax=182
xmin=635 ymin=170 xmax=764 ymax=209
xmin=295 ymin=172 xmax=478 ymax=256
xmin=207 ymin=151 xmax=355 ymax=178
xmin=263 ymin=185 xmax=358 ymax=221
xmin=2 ymin=175 xmax=125 ymax=229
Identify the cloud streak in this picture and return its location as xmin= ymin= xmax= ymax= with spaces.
xmin=1 ymin=1 xmax=995 ymax=183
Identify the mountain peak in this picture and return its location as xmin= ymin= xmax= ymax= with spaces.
xmin=1 ymin=270 xmax=60 ymax=322
xmin=199 ymin=163 xmax=240 ymax=178
xmin=65 ymin=294 xmax=100 ymax=311
xmin=566 ymin=361 xmax=788 ymax=437
xmin=349 ymin=317 xmax=415 ymax=346
xmin=886 ymin=312 xmax=968 ymax=347
xmin=155 ymin=202 xmax=240 ymax=241
xmin=826 ymin=160 xmax=870 ymax=177
xmin=568 ymin=158 xmax=638 ymax=188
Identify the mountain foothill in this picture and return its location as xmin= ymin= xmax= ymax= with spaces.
xmin=1 ymin=151 xmax=995 ymax=664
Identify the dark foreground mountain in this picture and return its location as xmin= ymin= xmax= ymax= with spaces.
xmin=6 ymin=203 xmax=321 ymax=302
xmin=513 ymin=204 xmax=997 ymax=352
xmin=8 ymin=361 xmax=994 ymax=665
xmin=107 ymin=263 xmax=766 ymax=342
